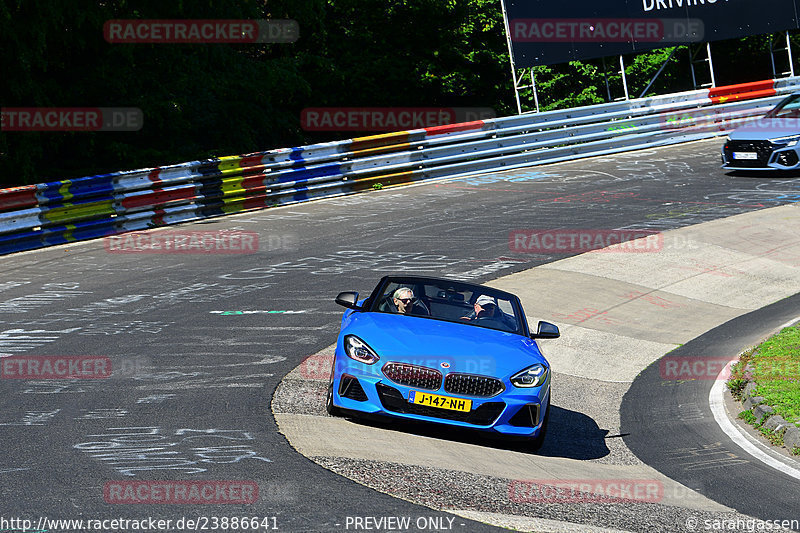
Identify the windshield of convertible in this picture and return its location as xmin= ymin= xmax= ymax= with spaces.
xmin=368 ymin=277 xmax=524 ymax=334
xmin=765 ymin=94 xmax=800 ymax=119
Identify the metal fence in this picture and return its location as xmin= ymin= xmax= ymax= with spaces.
xmin=1 ymin=77 xmax=798 ymax=256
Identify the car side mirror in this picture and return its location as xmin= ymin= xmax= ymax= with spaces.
xmin=335 ymin=291 xmax=361 ymax=310
xmin=531 ymin=320 xmax=560 ymax=339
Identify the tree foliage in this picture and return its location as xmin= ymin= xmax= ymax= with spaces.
xmin=0 ymin=1 xmax=795 ymax=186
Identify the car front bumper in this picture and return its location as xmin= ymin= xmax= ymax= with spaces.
xmin=330 ymin=354 xmax=549 ymax=438
xmin=721 ymin=139 xmax=800 ymax=170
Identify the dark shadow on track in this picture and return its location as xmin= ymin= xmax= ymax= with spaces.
xmin=537 ymin=405 xmax=612 ymax=459
xmin=337 ymin=404 xmax=610 ymax=460
xmin=724 ymin=169 xmax=800 ymax=179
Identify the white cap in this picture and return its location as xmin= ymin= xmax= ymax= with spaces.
xmin=475 ymin=294 xmax=498 ymax=307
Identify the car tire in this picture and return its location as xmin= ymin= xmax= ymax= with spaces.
xmin=326 ymin=360 xmax=344 ymax=417
xmin=529 ymin=401 xmax=550 ymax=451
xmin=325 ymin=382 xmax=344 ymax=417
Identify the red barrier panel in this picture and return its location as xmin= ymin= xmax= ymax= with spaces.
xmin=120 ymin=186 xmax=198 ymax=209
xmin=0 ymin=185 xmax=38 ymax=212
xmin=424 ymin=120 xmax=485 ymax=136
xmin=709 ymin=80 xmax=777 ymax=104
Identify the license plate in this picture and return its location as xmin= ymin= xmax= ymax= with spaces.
xmin=732 ymin=151 xmax=758 ymax=160
xmin=408 ymin=390 xmax=471 ymax=412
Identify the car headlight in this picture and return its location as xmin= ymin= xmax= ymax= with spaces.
xmin=511 ymin=364 xmax=548 ymax=388
xmin=343 ymin=335 xmax=380 ymax=365
xmin=768 ymin=135 xmax=800 ymax=146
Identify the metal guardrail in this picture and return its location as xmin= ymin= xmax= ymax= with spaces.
xmin=1 ymin=77 xmax=798 ymax=255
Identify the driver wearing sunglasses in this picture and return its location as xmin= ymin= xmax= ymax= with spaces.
xmin=392 ymin=287 xmax=416 ymax=314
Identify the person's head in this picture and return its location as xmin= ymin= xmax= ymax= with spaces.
xmin=474 ymin=294 xmax=499 ymax=318
xmin=393 ymin=287 xmax=415 ymax=314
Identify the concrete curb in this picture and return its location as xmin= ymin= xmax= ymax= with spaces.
xmin=727 ymin=324 xmax=800 ymax=457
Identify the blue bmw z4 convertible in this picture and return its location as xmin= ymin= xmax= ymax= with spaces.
xmin=326 ymin=275 xmax=560 ymax=450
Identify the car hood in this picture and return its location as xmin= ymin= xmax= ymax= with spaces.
xmin=728 ymin=118 xmax=800 ymax=141
xmin=341 ymin=312 xmax=547 ymax=377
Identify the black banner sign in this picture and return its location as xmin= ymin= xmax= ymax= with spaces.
xmin=505 ymin=0 xmax=800 ymax=67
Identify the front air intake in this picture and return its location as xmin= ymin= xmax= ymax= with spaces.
xmin=382 ymin=362 xmax=442 ymax=390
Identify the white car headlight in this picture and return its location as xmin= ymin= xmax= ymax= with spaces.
xmin=343 ymin=335 xmax=380 ymax=365
xmin=511 ymin=364 xmax=549 ymax=388
xmin=768 ymin=135 xmax=800 ymax=146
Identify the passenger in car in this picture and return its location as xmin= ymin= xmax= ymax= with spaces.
xmin=393 ymin=287 xmax=416 ymax=314
xmin=462 ymin=294 xmax=517 ymax=331
xmin=473 ymin=294 xmax=500 ymax=318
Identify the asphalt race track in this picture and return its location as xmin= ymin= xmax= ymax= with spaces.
xmin=621 ymin=292 xmax=800 ymax=522
xmin=1 ymin=137 xmax=800 ymax=532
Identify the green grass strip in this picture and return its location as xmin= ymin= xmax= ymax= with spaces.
xmin=728 ymin=325 xmax=800 ymax=426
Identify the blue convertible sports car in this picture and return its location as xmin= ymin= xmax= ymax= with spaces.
xmin=326 ymin=275 xmax=559 ymax=449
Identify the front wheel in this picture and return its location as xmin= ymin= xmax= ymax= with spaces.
xmin=529 ymin=402 xmax=550 ymax=451
xmin=325 ymin=383 xmax=343 ymax=416
xmin=326 ymin=360 xmax=343 ymax=417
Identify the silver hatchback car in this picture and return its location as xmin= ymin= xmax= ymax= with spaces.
xmin=722 ymin=93 xmax=800 ymax=171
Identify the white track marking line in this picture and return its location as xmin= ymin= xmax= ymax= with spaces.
xmin=709 ymin=314 xmax=800 ymax=480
